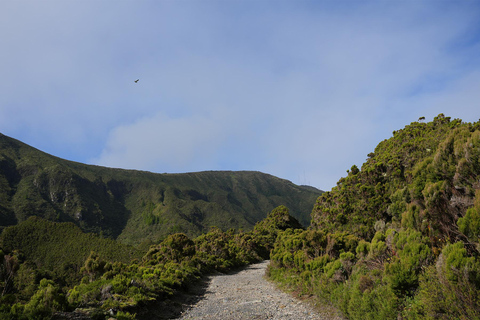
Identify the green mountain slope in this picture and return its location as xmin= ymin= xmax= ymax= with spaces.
xmin=268 ymin=114 xmax=480 ymax=319
xmin=0 ymin=133 xmax=322 ymax=245
xmin=0 ymin=217 xmax=142 ymax=285
xmin=311 ymin=114 xmax=479 ymax=243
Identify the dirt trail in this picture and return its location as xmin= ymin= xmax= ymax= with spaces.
xmin=176 ymin=260 xmax=345 ymax=320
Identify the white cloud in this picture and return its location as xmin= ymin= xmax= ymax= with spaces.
xmin=2 ymin=1 xmax=480 ymax=191
xmin=93 ymin=111 xmax=230 ymax=172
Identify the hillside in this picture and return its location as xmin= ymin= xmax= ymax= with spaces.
xmin=310 ymin=114 xmax=479 ymax=243
xmin=268 ymin=114 xmax=480 ymax=319
xmin=0 ymin=205 xmax=304 ymax=319
xmin=2 ymin=114 xmax=479 ymax=319
xmin=0 ymin=217 xmax=142 ymax=286
xmin=0 ymin=133 xmax=322 ymax=245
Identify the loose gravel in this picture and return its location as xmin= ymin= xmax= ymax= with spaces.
xmin=177 ymin=260 xmax=346 ymax=320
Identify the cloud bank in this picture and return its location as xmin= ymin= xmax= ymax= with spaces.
xmin=1 ymin=1 xmax=480 ymax=190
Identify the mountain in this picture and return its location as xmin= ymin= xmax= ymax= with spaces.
xmin=268 ymin=114 xmax=480 ymax=319
xmin=310 ymin=114 xmax=479 ymax=243
xmin=0 ymin=133 xmax=322 ymax=245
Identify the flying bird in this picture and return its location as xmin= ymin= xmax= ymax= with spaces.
xmin=134 ymin=79 xmax=139 ymax=83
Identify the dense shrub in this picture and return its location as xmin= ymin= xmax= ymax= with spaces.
xmin=0 ymin=206 xmax=295 ymax=319
xmin=411 ymin=242 xmax=480 ymax=319
xmin=267 ymin=115 xmax=480 ymax=319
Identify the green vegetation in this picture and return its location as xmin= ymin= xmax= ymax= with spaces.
xmin=267 ymin=114 xmax=480 ymax=319
xmin=0 ymin=132 xmax=319 ymax=319
xmin=2 ymin=114 xmax=480 ymax=319
xmin=0 ymin=206 xmax=300 ymax=319
xmin=0 ymin=217 xmax=142 ymax=285
xmin=0 ymin=133 xmax=321 ymax=245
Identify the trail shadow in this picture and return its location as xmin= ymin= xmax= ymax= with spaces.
xmin=134 ymin=276 xmax=211 ymax=320
xmin=52 ymin=277 xmax=212 ymax=320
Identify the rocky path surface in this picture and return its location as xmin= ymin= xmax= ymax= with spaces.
xmin=176 ymin=260 xmax=345 ymax=320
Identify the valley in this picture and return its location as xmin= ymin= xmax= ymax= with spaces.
xmin=1 ymin=114 xmax=480 ymax=319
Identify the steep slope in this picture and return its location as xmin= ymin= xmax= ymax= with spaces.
xmin=268 ymin=114 xmax=480 ymax=319
xmin=311 ymin=113 xmax=480 ymax=244
xmin=0 ymin=133 xmax=322 ymax=245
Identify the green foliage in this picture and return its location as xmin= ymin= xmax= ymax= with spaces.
xmin=0 ymin=217 xmax=142 ymax=284
xmin=384 ymin=229 xmax=432 ymax=296
xmin=144 ymin=233 xmax=195 ymax=264
xmin=0 ymin=205 xmax=296 ymax=319
xmin=412 ymin=243 xmax=480 ymax=319
xmin=115 ymin=311 xmax=137 ymax=320
xmin=311 ymin=114 xmax=477 ymax=241
xmin=355 ymin=240 xmax=370 ymax=258
xmin=458 ymin=189 xmax=480 ymax=242
xmin=440 ymin=242 xmax=479 ymax=283
xmin=252 ymin=205 xmax=304 ymax=259
xmin=82 ymin=252 xmax=107 ymax=282
xmin=14 ymin=262 xmax=38 ymax=299
xmin=333 ymin=271 xmax=399 ymax=320
xmin=3 ymin=115 xmax=480 ymax=319
xmin=0 ymin=251 xmax=21 ymax=297
xmin=267 ymin=115 xmax=480 ymax=319
xmin=23 ymin=279 xmax=66 ymax=319
xmin=194 ymin=227 xmax=239 ymax=271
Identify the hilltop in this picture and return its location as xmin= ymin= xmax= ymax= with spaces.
xmin=268 ymin=114 xmax=480 ymax=319
xmin=0 ymin=133 xmax=322 ymax=245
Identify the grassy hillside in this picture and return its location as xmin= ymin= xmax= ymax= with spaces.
xmin=268 ymin=114 xmax=480 ymax=319
xmin=0 ymin=206 xmax=301 ymax=319
xmin=0 ymin=217 xmax=142 ymax=285
xmin=0 ymin=133 xmax=322 ymax=245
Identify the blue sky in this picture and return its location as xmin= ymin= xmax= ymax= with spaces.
xmin=1 ymin=1 xmax=480 ymax=191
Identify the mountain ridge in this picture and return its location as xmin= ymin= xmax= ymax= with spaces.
xmin=0 ymin=132 xmax=322 ymax=245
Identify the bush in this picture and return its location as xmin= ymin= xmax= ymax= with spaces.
xmin=24 ymin=279 xmax=66 ymax=319
xmin=458 ymin=190 xmax=480 ymax=242
xmin=384 ymin=229 xmax=431 ymax=296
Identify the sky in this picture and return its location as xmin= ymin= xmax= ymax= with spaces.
xmin=1 ymin=0 xmax=480 ymax=191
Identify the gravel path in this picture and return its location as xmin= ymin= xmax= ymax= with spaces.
xmin=177 ymin=260 xmax=345 ymax=320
